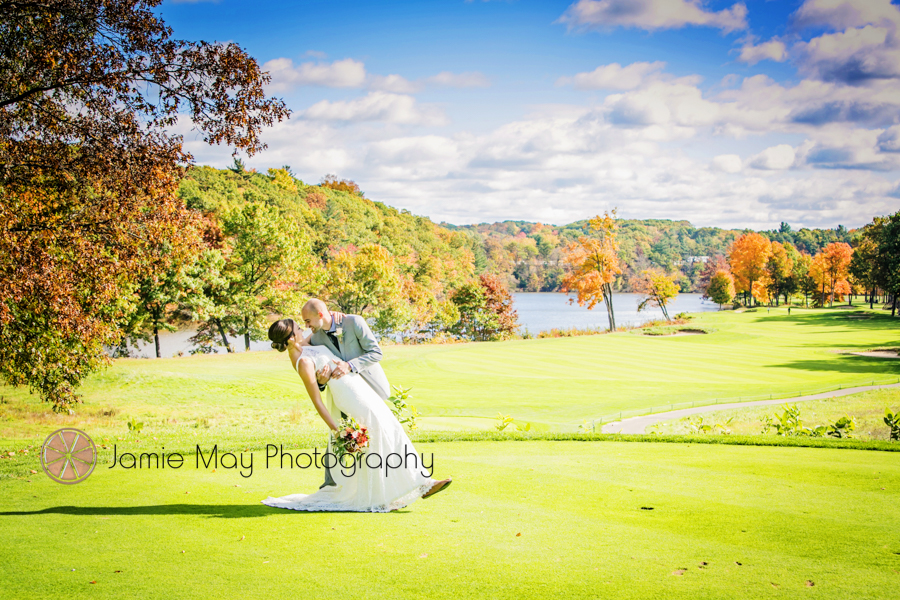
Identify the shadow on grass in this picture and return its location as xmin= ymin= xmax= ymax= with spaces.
xmin=0 ymin=504 xmax=411 ymax=518
xmin=757 ymin=310 xmax=899 ymax=333
xmin=775 ymin=355 xmax=900 ymax=375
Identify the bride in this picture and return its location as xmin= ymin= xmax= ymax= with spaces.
xmin=262 ymin=317 xmax=452 ymax=512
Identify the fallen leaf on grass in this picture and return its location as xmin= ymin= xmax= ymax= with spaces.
xmin=114 ymin=571 xmax=122 ymax=573
xmin=806 ymin=581 xmax=815 ymax=587
xmin=239 ymin=536 xmax=245 ymax=541
xmin=90 ymin=581 xmax=96 ymax=584
xmin=698 ymin=562 xmax=708 ymax=568
xmin=516 ymin=533 xmax=521 ymax=537
xmin=672 ymin=569 xmax=686 ymax=576
xmin=771 ymin=583 xmax=780 ymax=589
xmin=418 ymin=554 xmax=428 ymax=559
xmin=735 ymin=562 xmax=742 ymax=566
xmin=30 ymin=470 xmax=37 ymax=474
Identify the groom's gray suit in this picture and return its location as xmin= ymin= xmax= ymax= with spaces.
xmin=310 ymin=312 xmax=390 ymax=487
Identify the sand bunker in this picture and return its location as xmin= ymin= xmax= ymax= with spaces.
xmin=645 ymin=328 xmax=707 ymax=337
xmin=851 ymin=349 xmax=900 ymax=359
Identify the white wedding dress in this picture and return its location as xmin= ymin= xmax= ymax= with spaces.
xmin=261 ymin=345 xmax=437 ymax=512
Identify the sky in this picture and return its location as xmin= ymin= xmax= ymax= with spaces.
xmin=159 ymin=0 xmax=900 ymax=229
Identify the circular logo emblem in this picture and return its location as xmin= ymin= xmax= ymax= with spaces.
xmin=40 ymin=428 xmax=97 ymax=484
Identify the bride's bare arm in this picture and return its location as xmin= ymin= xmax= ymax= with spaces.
xmin=296 ymin=356 xmax=339 ymax=431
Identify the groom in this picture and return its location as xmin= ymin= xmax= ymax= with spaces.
xmin=301 ymin=298 xmax=391 ymax=488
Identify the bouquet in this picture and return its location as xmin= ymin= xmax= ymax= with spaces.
xmin=332 ymin=416 xmax=369 ymax=460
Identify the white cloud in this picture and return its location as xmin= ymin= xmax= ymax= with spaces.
xmin=789 ymin=1 xmax=900 ymax=84
xmin=738 ymin=39 xmax=788 ymax=65
xmin=795 ymin=24 xmax=900 ymax=83
xmin=602 ymin=78 xmax=719 ymax=131
xmin=748 ymin=144 xmax=797 ymax=170
xmin=558 ymin=0 xmax=748 ymax=33
xmin=557 ymin=61 xmax=666 ymax=90
xmin=792 ymin=0 xmax=900 ymax=30
xmin=300 ymin=92 xmax=448 ymax=126
xmin=263 ymin=58 xmax=367 ymax=91
xmin=877 ymin=125 xmax=900 ymax=152
xmin=368 ymin=74 xmax=420 ymax=94
xmin=712 ymin=154 xmax=743 ymax=173
xmin=425 ymin=71 xmax=491 ymax=88
xmin=263 ymin=58 xmax=490 ymax=93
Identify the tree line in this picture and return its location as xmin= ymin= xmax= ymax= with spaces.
xmin=701 ymin=214 xmax=900 ymax=314
xmin=135 ymin=164 xmax=519 ymax=359
xmin=445 ymin=218 xmax=855 ymax=294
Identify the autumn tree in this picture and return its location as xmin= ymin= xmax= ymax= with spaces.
xmin=849 ymin=236 xmax=879 ymax=308
xmin=807 ymin=254 xmax=828 ymax=306
xmin=560 ymin=211 xmax=622 ymax=331
xmin=728 ymin=233 xmax=772 ymax=307
xmin=766 ymin=241 xmax=797 ymax=306
xmin=130 ymin=259 xmax=197 ymax=358
xmin=794 ymin=253 xmax=816 ymax=307
xmin=219 ymin=203 xmax=320 ymax=351
xmin=706 ymin=271 xmax=735 ymax=309
xmin=0 ymin=0 xmax=289 ymax=410
xmin=326 ymin=244 xmax=403 ymax=321
xmin=854 ymin=212 xmax=900 ymax=315
xmin=320 ymin=174 xmax=363 ymax=196
xmin=632 ymin=269 xmax=679 ymax=321
xmin=818 ymin=242 xmax=853 ymax=307
xmin=479 ymin=273 xmax=519 ymax=337
xmin=698 ymin=255 xmax=729 ymax=295
xmin=449 ymin=274 xmax=518 ymax=341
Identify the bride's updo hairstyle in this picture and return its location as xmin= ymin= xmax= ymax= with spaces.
xmin=268 ymin=318 xmax=296 ymax=352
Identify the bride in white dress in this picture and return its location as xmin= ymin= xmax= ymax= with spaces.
xmin=262 ymin=318 xmax=451 ymax=512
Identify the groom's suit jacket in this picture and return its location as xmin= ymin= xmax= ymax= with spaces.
xmin=310 ymin=313 xmax=391 ymax=401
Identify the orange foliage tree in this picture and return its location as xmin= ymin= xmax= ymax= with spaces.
xmin=560 ymin=211 xmax=621 ymax=331
xmin=818 ymin=242 xmax=854 ymax=306
xmin=320 ymin=174 xmax=363 ymax=196
xmin=0 ymin=0 xmax=288 ymax=411
xmin=728 ymin=233 xmax=772 ymax=306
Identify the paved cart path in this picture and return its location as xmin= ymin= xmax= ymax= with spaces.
xmin=601 ymin=382 xmax=900 ymax=434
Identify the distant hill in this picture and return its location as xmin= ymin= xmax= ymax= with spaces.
xmin=178 ymin=165 xmax=478 ymax=298
xmin=176 ymin=166 xmax=855 ymax=296
xmin=442 ymin=219 xmax=855 ymax=292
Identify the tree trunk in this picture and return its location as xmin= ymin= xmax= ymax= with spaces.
xmin=870 ymin=288 xmax=874 ymax=309
xmin=215 ymin=318 xmax=232 ymax=352
xmin=604 ymin=283 xmax=616 ymax=331
xmin=153 ymin=322 xmax=161 ymax=359
xmin=244 ymin=315 xmax=250 ymax=351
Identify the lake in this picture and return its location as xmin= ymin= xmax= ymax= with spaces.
xmin=120 ymin=292 xmax=722 ymax=358
xmin=513 ymin=292 xmax=721 ymax=334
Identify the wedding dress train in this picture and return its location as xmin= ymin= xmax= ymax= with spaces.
xmin=261 ymin=345 xmax=437 ymax=512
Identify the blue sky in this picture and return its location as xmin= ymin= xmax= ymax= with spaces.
xmin=161 ymin=0 xmax=900 ymax=229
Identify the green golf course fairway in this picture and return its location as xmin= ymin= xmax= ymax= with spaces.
xmin=3 ymin=307 xmax=898 ymax=442
xmin=1 ymin=441 xmax=898 ymax=599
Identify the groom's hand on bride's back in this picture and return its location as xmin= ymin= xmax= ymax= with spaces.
xmin=330 ymin=360 xmax=352 ymax=380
